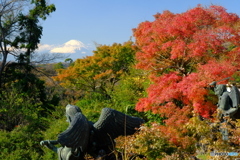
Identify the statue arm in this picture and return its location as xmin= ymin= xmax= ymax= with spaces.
xmin=40 ymin=140 xmax=59 ymax=153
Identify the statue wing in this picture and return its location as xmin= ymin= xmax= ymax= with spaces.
xmin=57 ymin=112 xmax=90 ymax=152
xmin=229 ymin=86 xmax=240 ymax=108
xmin=93 ymin=108 xmax=144 ymax=145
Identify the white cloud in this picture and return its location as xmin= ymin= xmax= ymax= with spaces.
xmin=37 ymin=40 xmax=89 ymax=54
xmin=50 ymin=40 xmax=86 ymax=54
xmin=38 ymin=44 xmax=54 ymax=52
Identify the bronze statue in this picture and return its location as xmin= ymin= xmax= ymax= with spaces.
xmin=209 ymin=81 xmax=240 ymax=140
xmin=40 ymin=104 xmax=145 ymax=160
xmin=209 ymin=81 xmax=240 ymax=120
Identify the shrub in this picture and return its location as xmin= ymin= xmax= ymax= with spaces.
xmin=116 ymin=123 xmax=176 ymax=160
xmin=0 ymin=124 xmax=45 ymax=160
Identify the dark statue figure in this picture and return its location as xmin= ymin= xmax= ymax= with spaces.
xmin=209 ymin=81 xmax=240 ymax=140
xmin=40 ymin=104 xmax=145 ymax=160
xmin=209 ymin=81 xmax=240 ymax=120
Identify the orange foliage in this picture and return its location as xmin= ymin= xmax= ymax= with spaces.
xmin=53 ymin=41 xmax=136 ymax=98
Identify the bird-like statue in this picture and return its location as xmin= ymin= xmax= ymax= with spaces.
xmin=40 ymin=104 xmax=145 ymax=160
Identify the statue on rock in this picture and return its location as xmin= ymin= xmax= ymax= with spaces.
xmin=40 ymin=104 xmax=145 ymax=160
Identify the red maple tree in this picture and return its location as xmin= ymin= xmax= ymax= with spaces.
xmin=133 ymin=5 xmax=240 ymax=147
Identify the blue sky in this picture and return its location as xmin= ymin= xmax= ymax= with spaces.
xmin=37 ymin=0 xmax=240 ymax=61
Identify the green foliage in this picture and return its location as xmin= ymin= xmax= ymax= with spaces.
xmin=144 ymin=111 xmax=165 ymax=125
xmin=232 ymin=71 xmax=240 ymax=85
xmin=64 ymin=58 xmax=73 ymax=64
xmin=107 ymin=67 xmax=167 ymax=126
xmin=0 ymin=0 xmax=55 ymax=89
xmin=53 ymin=62 xmax=64 ymax=70
xmin=0 ymin=62 xmax=60 ymax=159
xmin=73 ymin=67 xmax=150 ymax=121
xmin=0 ymin=78 xmax=55 ymax=158
xmin=29 ymin=0 xmax=56 ymax=20
xmin=13 ymin=0 xmax=56 ymax=54
xmin=0 ymin=83 xmax=52 ymax=131
xmin=0 ymin=1 xmax=60 ymax=160
xmin=41 ymin=113 xmax=68 ymax=160
xmin=75 ymin=92 xmax=110 ymax=122
xmin=0 ymin=117 xmax=48 ymax=160
xmin=110 ymin=69 xmax=148 ymax=112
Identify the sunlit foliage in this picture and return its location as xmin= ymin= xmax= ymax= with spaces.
xmin=54 ymin=41 xmax=136 ymax=100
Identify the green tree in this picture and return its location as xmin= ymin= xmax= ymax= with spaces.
xmin=53 ymin=62 xmax=64 ymax=70
xmin=0 ymin=0 xmax=56 ymax=130
xmin=0 ymin=0 xmax=56 ymax=88
xmin=64 ymin=58 xmax=73 ymax=64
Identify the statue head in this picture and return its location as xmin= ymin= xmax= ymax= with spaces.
xmin=209 ymin=81 xmax=217 ymax=88
xmin=66 ymin=104 xmax=81 ymax=123
xmin=214 ymin=84 xmax=227 ymax=97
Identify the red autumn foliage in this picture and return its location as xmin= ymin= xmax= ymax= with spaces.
xmin=133 ymin=5 xmax=240 ymax=147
